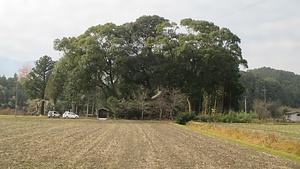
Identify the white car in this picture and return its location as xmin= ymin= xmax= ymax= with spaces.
xmin=63 ymin=111 xmax=79 ymax=119
xmin=48 ymin=111 xmax=61 ymax=118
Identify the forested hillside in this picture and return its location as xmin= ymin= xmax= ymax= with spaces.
xmin=240 ymin=67 xmax=300 ymax=110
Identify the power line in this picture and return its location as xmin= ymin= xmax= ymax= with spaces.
xmin=214 ymin=0 xmax=269 ymax=20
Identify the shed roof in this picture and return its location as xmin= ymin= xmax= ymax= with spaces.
xmin=285 ymin=111 xmax=300 ymax=115
xmin=98 ymin=108 xmax=109 ymax=111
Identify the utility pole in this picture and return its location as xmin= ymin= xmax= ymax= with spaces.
xmin=15 ymin=81 xmax=18 ymax=117
xmin=262 ymin=86 xmax=267 ymax=103
xmin=244 ymin=96 xmax=247 ymax=113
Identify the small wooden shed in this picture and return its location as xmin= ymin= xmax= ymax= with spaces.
xmin=285 ymin=111 xmax=300 ymax=122
xmin=97 ymin=108 xmax=109 ymax=120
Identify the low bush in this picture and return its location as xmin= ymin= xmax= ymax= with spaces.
xmin=198 ymin=111 xmax=258 ymax=123
xmin=198 ymin=114 xmax=214 ymax=122
xmin=176 ymin=112 xmax=199 ymax=125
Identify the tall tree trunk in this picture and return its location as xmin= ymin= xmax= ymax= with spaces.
xmin=53 ymin=98 xmax=57 ymax=111
xmin=221 ymin=89 xmax=225 ymax=114
xmin=41 ymin=89 xmax=46 ymax=115
xmin=41 ymin=100 xmax=45 ymax=115
xmin=92 ymin=100 xmax=95 ymax=116
xmin=203 ymin=94 xmax=208 ymax=114
xmin=71 ymin=103 xmax=76 ymax=112
xmin=213 ymin=98 xmax=217 ymax=115
xmin=209 ymin=94 xmax=212 ymax=114
xmin=198 ymin=96 xmax=202 ymax=114
xmin=86 ymin=97 xmax=89 ymax=117
xmin=229 ymin=93 xmax=232 ymax=111
xmin=187 ymin=97 xmax=192 ymax=113
xmin=141 ymin=101 xmax=144 ymax=119
xmin=159 ymin=108 xmax=163 ymax=120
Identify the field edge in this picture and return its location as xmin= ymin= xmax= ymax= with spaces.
xmin=174 ymin=122 xmax=300 ymax=163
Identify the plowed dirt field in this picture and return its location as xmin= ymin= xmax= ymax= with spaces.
xmin=0 ymin=117 xmax=299 ymax=168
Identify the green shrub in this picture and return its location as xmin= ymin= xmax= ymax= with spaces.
xmin=176 ymin=112 xmax=199 ymax=125
xmin=198 ymin=111 xmax=258 ymax=123
xmin=199 ymin=114 xmax=216 ymax=122
xmin=213 ymin=113 xmax=224 ymax=122
xmin=224 ymin=111 xmax=237 ymax=122
xmin=235 ymin=112 xmax=254 ymax=123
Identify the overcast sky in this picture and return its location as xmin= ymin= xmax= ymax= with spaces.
xmin=0 ymin=0 xmax=299 ymax=76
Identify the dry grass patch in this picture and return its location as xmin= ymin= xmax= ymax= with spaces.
xmin=0 ymin=108 xmax=14 ymax=115
xmin=187 ymin=121 xmax=300 ymax=157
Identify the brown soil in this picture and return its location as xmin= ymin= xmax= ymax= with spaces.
xmin=0 ymin=118 xmax=299 ymax=168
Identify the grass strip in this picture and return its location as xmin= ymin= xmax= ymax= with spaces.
xmin=175 ymin=122 xmax=300 ymax=163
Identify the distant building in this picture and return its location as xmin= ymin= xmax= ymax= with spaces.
xmin=285 ymin=111 xmax=300 ymax=122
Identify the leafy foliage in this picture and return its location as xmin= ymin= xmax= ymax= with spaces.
xmin=198 ymin=111 xmax=258 ymax=123
xmin=0 ymin=74 xmax=27 ymax=114
xmin=176 ymin=112 xmax=199 ymax=125
xmin=4 ymin=16 xmax=300 ymax=120
xmin=11 ymin=15 xmax=249 ymax=118
xmin=240 ymin=67 xmax=300 ymax=109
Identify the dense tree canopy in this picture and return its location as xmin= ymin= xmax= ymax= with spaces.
xmin=2 ymin=15 xmax=300 ymax=119
xmin=51 ymin=15 xmax=247 ymax=117
xmin=1 ymin=15 xmax=259 ymax=118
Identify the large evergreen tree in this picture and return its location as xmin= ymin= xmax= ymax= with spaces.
xmin=23 ymin=55 xmax=54 ymax=115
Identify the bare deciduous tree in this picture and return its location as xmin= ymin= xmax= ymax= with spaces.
xmin=253 ymin=99 xmax=270 ymax=120
xmin=168 ymin=88 xmax=187 ymax=120
xmin=132 ymin=87 xmax=149 ymax=119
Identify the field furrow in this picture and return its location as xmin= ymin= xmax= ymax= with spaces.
xmin=0 ymin=117 xmax=299 ymax=168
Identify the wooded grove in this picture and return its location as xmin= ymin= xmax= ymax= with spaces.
xmin=1 ymin=15 xmax=263 ymax=118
